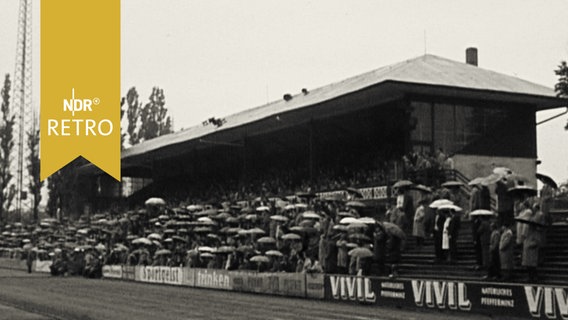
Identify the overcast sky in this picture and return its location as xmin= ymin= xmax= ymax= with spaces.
xmin=0 ymin=0 xmax=567 ymax=184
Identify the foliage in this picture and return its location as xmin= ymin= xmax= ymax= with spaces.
xmin=125 ymin=87 xmax=141 ymax=146
xmin=26 ymin=122 xmax=42 ymax=223
xmin=0 ymin=74 xmax=15 ymax=220
xmin=138 ymin=87 xmax=172 ymax=142
xmin=553 ymin=61 xmax=568 ymax=130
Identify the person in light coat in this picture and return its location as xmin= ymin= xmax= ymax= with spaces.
xmin=412 ymin=201 xmax=426 ymax=248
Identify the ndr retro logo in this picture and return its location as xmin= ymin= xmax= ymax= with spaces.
xmin=47 ymin=88 xmax=113 ymax=137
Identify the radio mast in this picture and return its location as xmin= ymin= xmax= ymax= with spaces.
xmin=13 ymin=0 xmax=33 ymax=217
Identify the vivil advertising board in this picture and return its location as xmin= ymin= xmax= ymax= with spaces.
xmin=324 ymin=275 xmax=568 ymax=319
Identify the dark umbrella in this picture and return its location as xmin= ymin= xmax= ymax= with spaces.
xmin=296 ymin=192 xmax=317 ymax=199
xmin=393 ymin=180 xmax=413 ymax=189
xmin=380 ymin=222 xmax=406 ymax=239
xmin=536 ymin=173 xmax=558 ymax=189
xmin=441 ymin=181 xmax=463 ymax=188
xmin=515 ymin=217 xmax=546 ymax=227
xmin=507 ymin=185 xmax=537 ymax=198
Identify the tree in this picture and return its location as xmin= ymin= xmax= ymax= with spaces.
xmin=26 ymin=120 xmax=42 ymax=223
xmin=138 ymin=87 xmax=172 ymax=141
xmin=553 ymin=61 xmax=568 ymax=130
xmin=46 ymin=158 xmax=89 ymax=221
xmin=0 ymin=74 xmax=15 ymax=221
xmin=125 ymin=87 xmax=141 ymax=146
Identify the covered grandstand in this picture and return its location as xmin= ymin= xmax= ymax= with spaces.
xmin=84 ymin=52 xmax=566 ymax=209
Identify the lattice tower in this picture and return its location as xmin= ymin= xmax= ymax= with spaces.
xmin=12 ymin=0 xmax=33 ymax=217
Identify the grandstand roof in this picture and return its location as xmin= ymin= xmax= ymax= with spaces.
xmin=122 ymin=54 xmax=565 ymax=164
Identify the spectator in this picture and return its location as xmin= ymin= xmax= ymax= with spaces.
xmin=487 ymin=221 xmax=501 ymax=280
xmin=522 ymin=207 xmax=545 ymax=282
xmin=412 ymin=200 xmax=426 ymax=249
xmin=499 ymin=223 xmax=514 ymax=281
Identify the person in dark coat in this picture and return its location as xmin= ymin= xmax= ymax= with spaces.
xmin=499 ymin=224 xmax=514 ymax=281
xmin=471 ymin=216 xmax=483 ymax=269
xmin=477 ymin=218 xmax=491 ymax=271
xmin=372 ymin=226 xmax=387 ymax=276
xmin=433 ymin=210 xmax=447 ymax=263
xmin=488 ymin=221 xmax=501 ymax=279
xmin=495 ymin=180 xmax=514 ymax=227
xmin=447 ymin=211 xmax=461 ymax=263
xmin=522 ymin=209 xmax=545 ymax=282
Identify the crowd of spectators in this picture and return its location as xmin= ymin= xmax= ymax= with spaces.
xmin=0 ymin=157 xmax=552 ymax=284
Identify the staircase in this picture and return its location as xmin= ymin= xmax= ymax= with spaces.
xmin=397 ymin=220 xmax=568 ymax=285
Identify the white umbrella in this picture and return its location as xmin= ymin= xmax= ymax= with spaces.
xmin=339 ymin=217 xmax=359 ymax=225
xmin=145 ymin=197 xmax=166 ymax=206
xmin=470 ymin=209 xmax=496 ymax=217
xmin=429 ymin=199 xmax=454 ymax=209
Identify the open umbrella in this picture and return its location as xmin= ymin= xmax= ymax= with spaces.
xmin=155 ymin=249 xmax=172 ymax=256
xmin=393 ymin=180 xmax=413 ymax=189
xmin=348 ymin=247 xmax=374 ymax=258
xmin=470 ymin=209 xmax=496 ymax=217
xmin=468 ymin=177 xmax=485 ymax=186
xmin=132 ymin=237 xmax=152 ymax=245
xmin=250 ymin=255 xmax=270 ymax=263
xmin=346 ymin=201 xmax=366 ymax=208
xmin=147 ymin=233 xmax=162 ymax=241
xmin=332 ymin=224 xmax=349 ymax=232
xmin=194 ymin=227 xmax=213 ymax=233
xmin=198 ymin=246 xmax=215 ymax=253
xmin=186 ymin=204 xmax=204 ymax=211
xmin=294 ymin=203 xmax=308 ymax=209
xmin=257 ymin=236 xmax=276 ymax=244
xmin=380 ymin=222 xmax=406 ymax=239
xmin=493 ymin=167 xmax=512 ymax=176
xmin=437 ymin=204 xmax=463 ymax=212
xmin=198 ymin=216 xmax=214 ymax=223
xmin=284 ymin=204 xmax=296 ymax=211
xmin=441 ymin=181 xmax=463 ymax=188
xmin=281 ymin=233 xmax=301 ymax=240
xmin=515 ymin=217 xmax=546 ymax=227
xmin=409 ymin=184 xmax=432 ymax=193
xmin=357 ymin=217 xmax=376 ymax=225
xmin=296 ymin=192 xmax=317 ymax=199
xmin=536 ymin=173 xmax=558 ymax=189
xmin=145 ymin=197 xmax=166 ymax=206
xmin=265 ymin=250 xmax=283 ymax=257
xmin=507 ymin=185 xmax=537 ymax=197
xmin=200 ymin=252 xmax=215 ymax=259
xmin=270 ymin=215 xmax=289 ymax=222
xmin=339 ymin=217 xmax=359 ymax=225
xmin=216 ymin=246 xmax=236 ymax=253
xmin=302 ymin=211 xmax=320 ymax=219
xmin=247 ymin=228 xmax=266 ymax=235
xmin=429 ymin=199 xmax=454 ymax=209
xmin=256 ymin=206 xmax=270 ymax=212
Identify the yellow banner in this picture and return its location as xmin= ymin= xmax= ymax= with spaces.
xmin=40 ymin=0 xmax=120 ymax=181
